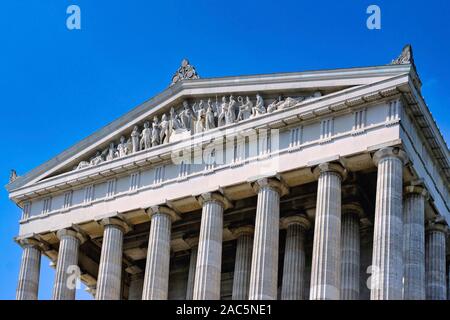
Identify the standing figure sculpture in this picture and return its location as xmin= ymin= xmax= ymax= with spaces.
xmin=205 ymin=100 xmax=216 ymax=130
xmin=131 ymin=125 xmax=140 ymax=153
xmin=237 ymin=96 xmax=253 ymax=121
xmin=117 ymin=136 xmax=129 ymax=157
xmin=218 ymin=96 xmax=228 ymax=127
xmin=170 ymin=107 xmax=181 ymax=131
xmin=180 ymin=100 xmax=196 ymax=132
xmin=252 ymin=93 xmax=266 ymax=117
xmin=151 ymin=116 xmax=160 ymax=147
xmin=194 ymin=101 xmax=206 ymax=133
xmin=105 ymin=143 xmax=116 ymax=161
xmin=226 ymin=95 xmax=237 ymax=124
xmin=160 ymin=114 xmax=170 ymax=144
xmin=140 ymin=121 xmax=152 ymax=150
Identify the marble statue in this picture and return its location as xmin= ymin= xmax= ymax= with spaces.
xmin=180 ymin=101 xmax=196 ymax=132
xmin=277 ymin=97 xmax=300 ymax=110
xmin=160 ymin=114 xmax=170 ymax=144
xmin=151 ymin=116 xmax=160 ymax=147
xmin=76 ymin=161 xmax=90 ymax=170
xmin=131 ymin=125 xmax=140 ymax=153
xmin=267 ymin=97 xmax=280 ymax=113
xmin=252 ymin=94 xmax=266 ymax=117
xmin=195 ymin=101 xmax=206 ymax=133
xmin=237 ymin=96 xmax=253 ymax=120
xmin=226 ymin=95 xmax=237 ymax=124
xmin=105 ymin=143 xmax=117 ymax=161
xmin=170 ymin=107 xmax=181 ymax=131
xmin=140 ymin=121 xmax=152 ymax=150
xmin=218 ymin=96 xmax=228 ymax=127
xmin=205 ymin=100 xmax=216 ymax=130
xmin=90 ymin=151 xmax=104 ymax=166
xmin=117 ymin=136 xmax=130 ymax=157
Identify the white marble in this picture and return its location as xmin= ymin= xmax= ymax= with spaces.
xmin=16 ymin=239 xmax=42 ymax=300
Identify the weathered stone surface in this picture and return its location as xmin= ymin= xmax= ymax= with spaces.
xmin=249 ymin=178 xmax=287 ymax=300
xmin=231 ymin=226 xmax=254 ymax=300
xmin=280 ymin=215 xmax=310 ymax=300
xmin=403 ymin=185 xmax=427 ymax=300
xmin=310 ymin=163 xmax=345 ymax=300
xmin=16 ymin=239 xmax=42 ymax=300
xmin=52 ymin=229 xmax=85 ymax=300
xmin=425 ymin=222 xmax=447 ymax=300
xmin=370 ymin=147 xmax=407 ymax=300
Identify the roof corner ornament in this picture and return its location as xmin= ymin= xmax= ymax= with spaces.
xmin=170 ymin=59 xmax=200 ymax=86
xmin=9 ymin=169 xmax=18 ymax=183
xmin=391 ymin=44 xmax=414 ymax=65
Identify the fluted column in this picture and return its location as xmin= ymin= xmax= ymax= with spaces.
xmin=249 ymin=178 xmax=288 ymax=300
xmin=128 ymin=274 xmax=144 ymax=300
xmin=16 ymin=239 xmax=43 ymax=300
xmin=193 ymin=192 xmax=231 ymax=300
xmin=403 ymin=184 xmax=427 ymax=300
xmin=370 ymin=147 xmax=408 ymax=300
xmin=142 ymin=206 xmax=179 ymax=300
xmin=310 ymin=162 xmax=346 ymax=300
xmin=280 ymin=215 xmax=310 ymax=300
xmin=185 ymin=237 xmax=199 ymax=300
xmin=340 ymin=204 xmax=362 ymax=300
xmin=96 ymin=217 xmax=129 ymax=300
xmin=425 ymin=221 xmax=448 ymax=300
xmin=52 ymin=229 xmax=85 ymax=300
xmin=232 ymin=226 xmax=254 ymax=300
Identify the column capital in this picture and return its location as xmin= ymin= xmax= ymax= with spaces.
xmin=280 ymin=215 xmax=311 ymax=230
xmin=251 ymin=177 xmax=289 ymax=196
xmin=100 ymin=217 xmax=132 ymax=234
xmin=342 ymin=203 xmax=364 ymax=219
xmin=373 ymin=147 xmax=408 ymax=167
xmin=56 ymin=229 xmax=87 ymax=244
xmin=16 ymin=237 xmax=48 ymax=251
xmin=184 ymin=236 xmax=199 ymax=248
xmin=426 ymin=221 xmax=448 ymax=234
xmin=404 ymin=181 xmax=429 ymax=199
xmin=313 ymin=162 xmax=347 ymax=180
xmin=196 ymin=192 xmax=233 ymax=210
xmin=231 ymin=225 xmax=254 ymax=238
xmin=145 ymin=205 xmax=180 ymax=222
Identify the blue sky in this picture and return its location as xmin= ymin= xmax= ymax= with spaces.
xmin=0 ymin=0 xmax=449 ymax=300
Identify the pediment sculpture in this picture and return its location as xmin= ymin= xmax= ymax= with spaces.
xmin=73 ymin=91 xmax=322 ymax=171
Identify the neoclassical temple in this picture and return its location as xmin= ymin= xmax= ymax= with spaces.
xmin=7 ymin=45 xmax=450 ymax=300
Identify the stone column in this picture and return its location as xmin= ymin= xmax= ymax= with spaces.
xmin=16 ymin=238 xmax=43 ymax=300
xmin=340 ymin=204 xmax=362 ymax=300
xmin=232 ymin=226 xmax=254 ymax=300
xmin=96 ymin=217 xmax=130 ymax=300
xmin=425 ymin=221 xmax=448 ymax=300
xmin=280 ymin=215 xmax=310 ymax=300
xmin=142 ymin=206 xmax=179 ymax=300
xmin=403 ymin=184 xmax=427 ymax=300
xmin=310 ymin=162 xmax=346 ymax=300
xmin=128 ymin=274 xmax=144 ymax=300
xmin=370 ymin=147 xmax=407 ymax=300
xmin=185 ymin=237 xmax=199 ymax=300
xmin=52 ymin=229 xmax=86 ymax=300
xmin=193 ymin=192 xmax=231 ymax=300
xmin=249 ymin=178 xmax=288 ymax=300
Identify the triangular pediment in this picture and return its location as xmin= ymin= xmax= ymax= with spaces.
xmin=7 ymin=64 xmax=413 ymax=194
